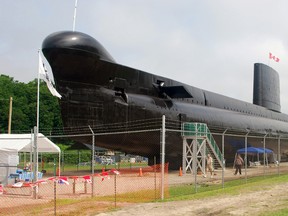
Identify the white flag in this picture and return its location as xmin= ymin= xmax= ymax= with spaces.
xmin=38 ymin=53 xmax=62 ymax=98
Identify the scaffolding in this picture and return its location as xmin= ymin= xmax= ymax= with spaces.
xmin=182 ymin=122 xmax=223 ymax=175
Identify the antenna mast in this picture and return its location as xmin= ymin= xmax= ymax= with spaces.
xmin=73 ymin=0 xmax=78 ymax=31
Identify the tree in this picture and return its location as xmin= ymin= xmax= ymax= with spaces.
xmin=0 ymin=74 xmax=63 ymax=135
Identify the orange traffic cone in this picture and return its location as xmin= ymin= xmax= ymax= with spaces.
xmin=139 ymin=168 xmax=143 ymax=177
xmin=179 ymin=167 xmax=183 ymax=176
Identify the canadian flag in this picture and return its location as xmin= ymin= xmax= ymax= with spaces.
xmin=83 ymin=175 xmax=92 ymax=183
xmin=48 ymin=176 xmax=69 ymax=185
xmin=12 ymin=182 xmax=23 ymax=188
xmin=269 ymin=52 xmax=280 ymax=62
xmin=35 ymin=179 xmax=48 ymax=185
xmin=100 ymin=171 xmax=110 ymax=181
xmin=59 ymin=177 xmax=69 ymax=185
xmin=110 ymin=169 xmax=120 ymax=175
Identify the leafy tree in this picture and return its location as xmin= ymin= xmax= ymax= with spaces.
xmin=0 ymin=74 xmax=63 ymax=135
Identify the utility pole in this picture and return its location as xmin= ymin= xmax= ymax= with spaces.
xmin=8 ymin=97 xmax=13 ymax=134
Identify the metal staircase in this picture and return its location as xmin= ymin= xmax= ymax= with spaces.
xmin=181 ymin=122 xmax=224 ymax=174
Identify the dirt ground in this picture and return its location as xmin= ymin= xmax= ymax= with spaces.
xmin=95 ymin=166 xmax=288 ymax=216
xmin=94 ymin=182 xmax=288 ymax=216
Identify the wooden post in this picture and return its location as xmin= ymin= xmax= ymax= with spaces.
xmin=8 ymin=97 xmax=12 ymax=134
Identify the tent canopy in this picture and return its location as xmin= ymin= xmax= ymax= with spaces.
xmin=237 ymin=147 xmax=273 ymax=154
xmin=0 ymin=133 xmax=60 ymax=153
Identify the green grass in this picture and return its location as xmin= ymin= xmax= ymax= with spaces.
xmin=167 ymin=174 xmax=288 ymax=201
xmin=164 ymin=174 xmax=288 ymax=215
xmin=261 ymin=208 xmax=288 ymax=216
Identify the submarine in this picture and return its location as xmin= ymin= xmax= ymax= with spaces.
xmin=42 ymin=31 xmax=288 ymax=168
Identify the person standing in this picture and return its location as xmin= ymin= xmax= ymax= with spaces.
xmin=206 ymin=154 xmax=214 ymax=178
xmin=234 ymin=154 xmax=244 ymax=175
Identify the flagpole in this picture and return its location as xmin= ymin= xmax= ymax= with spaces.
xmin=73 ymin=0 xmax=78 ymax=31
xmin=37 ymin=50 xmax=40 ymax=134
xmin=33 ymin=50 xmax=41 ymax=198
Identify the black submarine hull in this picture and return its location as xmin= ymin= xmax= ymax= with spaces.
xmin=42 ymin=31 xmax=288 ymax=168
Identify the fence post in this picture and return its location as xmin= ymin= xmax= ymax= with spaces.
xmin=154 ymin=156 xmax=157 ymax=201
xmin=263 ymin=133 xmax=268 ymax=177
xmin=88 ymin=125 xmax=95 ymax=197
xmin=161 ymin=115 xmax=166 ymax=200
xmin=54 ymin=180 xmax=56 ymax=216
xmin=114 ymin=163 xmax=117 ymax=208
xmin=278 ymin=136 xmax=281 ymax=175
xmin=77 ymin=150 xmax=80 ymax=172
xmin=222 ymin=129 xmax=228 ymax=189
xmin=61 ymin=151 xmax=65 ymax=173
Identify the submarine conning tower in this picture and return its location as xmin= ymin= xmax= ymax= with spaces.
xmin=253 ymin=63 xmax=281 ymax=112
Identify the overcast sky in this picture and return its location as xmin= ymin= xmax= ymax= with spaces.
xmin=1 ymin=1 xmax=288 ymax=112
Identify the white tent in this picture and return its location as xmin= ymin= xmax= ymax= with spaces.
xmin=0 ymin=133 xmax=60 ymax=153
xmin=0 ymin=133 xmax=60 ymax=185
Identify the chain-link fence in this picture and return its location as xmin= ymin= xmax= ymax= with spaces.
xmin=1 ymin=117 xmax=288 ymax=215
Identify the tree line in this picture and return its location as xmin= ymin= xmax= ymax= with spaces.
xmin=0 ymin=74 xmax=63 ymax=135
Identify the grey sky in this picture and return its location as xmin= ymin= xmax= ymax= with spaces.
xmin=1 ymin=1 xmax=288 ymax=112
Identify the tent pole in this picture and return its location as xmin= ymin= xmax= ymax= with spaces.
xmin=30 ymin=130 xmax=33 ymax=169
